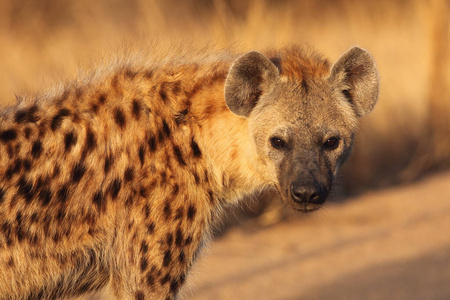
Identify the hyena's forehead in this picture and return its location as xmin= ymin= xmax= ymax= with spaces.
xmin=261 ymin=82 xmax=354 ymax=139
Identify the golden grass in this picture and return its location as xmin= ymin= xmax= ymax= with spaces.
xmin=0 ymin=0 xmax=448 ymax=193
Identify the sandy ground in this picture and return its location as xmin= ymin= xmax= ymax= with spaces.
xmin=180 ymin=171 xmax=450 ymax=300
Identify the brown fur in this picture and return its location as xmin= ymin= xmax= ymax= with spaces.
xmin=0 ymin=44 xmax=378 ymax=299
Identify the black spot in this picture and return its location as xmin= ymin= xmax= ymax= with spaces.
xmin=38 ymin=189 xmax=52 ymax=206
xmin=114 ymin=108 xmax=126 ymax=129
xmin=91 ymin=103 xmax=99 ymax=114
xmin=17 ymin=176 xmax=34 ymax=203
xmin=140 ymin=186 xmax=149 ymax=198
xmin=160 ymin=274 xmax=171 ymax=285
xmin=51 ymin=108 xmax=71 ymax=131
xmin=98 ymin=94 xmax=107 ymax=104
xmin=162 ymin=120 xmax=171 ymax=138
xmin=0 ymin=129 xmax=17 ymax=142
xmin=159 ymin=89 xmax=168 ymax=103
xmin=173 ymin=146 xmax=186 ymax=167
xmin=144 ymin=70 xmax=153 ymax=79
xmin=158 ymin=130 xmax=164 ymax=142
xmin=166 ymin=232 xmax=173 ymax=246
xmin=144 ymin=205 xmax=151 ymax=219
xmin=0 ymin=188 xmax=5 ymax=205
xmin=184 ymin=235 xmax=193 ymax=246
xmin=72 ymin=162 xmax=86 ymax=183
xmin=193 ymin=173 xmax=200 ymax=185
xmin=175 ymin=228 xmax=183 ymax=247
xmin=64 ymin=131 xmax=77 ymax=152
xmin=93 ymin=190 xmax=104 ymax=211
xmin=148 ymin=136 xmax=156 ymax=152
xmin=147 ymin=274 xmax=155 ymax=286
xmin=56 ymin=208 xmax=66 ymax=222
xmin=187 ymin=205 xmax=196 ymax=221
xmin=6 ymin=144 xmax=14 ymax=158
xmin=15 ymin=105 xmax=39 ymax=123
xmin=104 ymin=154 xmax=113 ymax=174
xmin=5 ymin=158 xmax=22 ymax=179
xmin=132 ymin=99 xmax=141 ymax=120
xmin=31 ymin=140 xmax=43 ymax=159
xmin=162 ymin=172 xmax=169 ymax=185
xmin=147 ymin=222 xmax=155 ymax=234
xmin=140 ymin=241 xmax=148 ymax=254
xmin=24 ymin=127 xmax=32 ymax=139
xmin=30 ymin=212 xmax=38 ymax=223
xmin=15 ymin=212 xmax=23 ymax=225
xmin=138 ymin=145 xmax=145 ymax=166
xmin=81 ymin=128 xmax=96 ymax=159
xmin=163 ymin=250 xmax=171 ymax=267
xmin=208 ymin=190 xmax=215 ymax=204
xmin=52 ymin=165 xmax=60 ymax=178
xmin=179 ymin=273 xmax=186 ymax=285
xmin=17 ymin=227 xmax=26 ymax=243
xmin=124 ymin=167 xmax=134 ymax=182
xmin=124 ymin=68 xmax=137 ymax=79
xmin=108 ymin=178 xmax=121 ymax=199
xmin=36 ymin=176 xmax=49 ymax=190
xmin=191 ymin=138 xmax=202 ymax=158
xmin=140 ymin=257 xmax=148 ymax=272
xmin=23 ymin=159 xmax=32 ymax=171
xmin=178 ymin=251 xmax=185 ymax=263
xmin=57 ymin=185 xmax=69 ymax=203
xmin=170 ymin=279 xmax=179 ymax=293
xmin=174 ymin=207 xmax=183 ymax=220
xmin=135 ymin=291 xmax=144 ymax=300
xmin=172 ymin=184 xmax=179 ymax=196
xmin=163 ymin=202 xmax=171 ymax=220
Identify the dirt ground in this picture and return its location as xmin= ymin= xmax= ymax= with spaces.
xmin=180 ymin=171 xmax=450 ymax=300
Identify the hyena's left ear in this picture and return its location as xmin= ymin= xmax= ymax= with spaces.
xmin=329 ymin=47 xmax=379 ymax=117
xmin=225 ymin=51 xmax=279 ymax=117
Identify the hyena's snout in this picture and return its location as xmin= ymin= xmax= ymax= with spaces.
xmin=286 ymin=167 xmax=331 ymax=212
xmin=290 ymin=180 xmax=328 ymax=206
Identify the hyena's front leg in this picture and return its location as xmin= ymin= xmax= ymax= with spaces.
xmin=112 ymin=217 xmax=192 ymax=300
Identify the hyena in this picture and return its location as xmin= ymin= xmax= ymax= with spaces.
xmin=0 ymin=45 xmax=378 ymax=299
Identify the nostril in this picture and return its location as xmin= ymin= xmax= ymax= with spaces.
xmin=310 ymin=185 xmax=328 ymax=205
xmin=290 ymin=183 xmax=302 ymax=203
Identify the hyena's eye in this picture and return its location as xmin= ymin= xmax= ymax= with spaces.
xmin=323 ymin=137 xmax=340 ymax=150
xmin=270 ymin=137 xmax=287 ymax=149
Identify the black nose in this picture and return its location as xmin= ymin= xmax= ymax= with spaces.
xmin=290 ymin=181 xmax=328 ymax=205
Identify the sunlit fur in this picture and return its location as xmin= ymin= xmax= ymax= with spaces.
xmin=0 ymin=44 xmax=378 ymax=299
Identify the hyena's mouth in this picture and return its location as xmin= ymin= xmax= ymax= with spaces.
xmin=294 ymin=203 xmax=323 ymax=213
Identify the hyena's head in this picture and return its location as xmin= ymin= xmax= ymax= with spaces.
xmin=225 ymin=46 xmax=379 ymax=212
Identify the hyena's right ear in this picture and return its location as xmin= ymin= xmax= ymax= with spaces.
xmin=225 ymin=51 xmax=279 ymax=117
xmin=329 ymin=47 xmax=379 ymax=117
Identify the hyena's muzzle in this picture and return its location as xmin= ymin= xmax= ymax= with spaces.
xmin=280 ymin=153 xmax=333 ymax=212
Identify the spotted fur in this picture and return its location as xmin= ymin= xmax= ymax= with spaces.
xmin=0 ymin=44 xmax=378 ymax=299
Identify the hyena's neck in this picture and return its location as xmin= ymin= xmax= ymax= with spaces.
xmin=183 ymin=67 xmax=270 ymax=204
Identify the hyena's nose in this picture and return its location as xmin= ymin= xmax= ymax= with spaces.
xmin=290 ymin=181 xmax=328 ymax=205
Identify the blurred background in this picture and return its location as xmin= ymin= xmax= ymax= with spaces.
xmin=0 ymin=0 xmax=449 ymax=299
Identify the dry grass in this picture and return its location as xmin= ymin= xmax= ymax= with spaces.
xmin=0 ymin=0 xmax=448 ymax=194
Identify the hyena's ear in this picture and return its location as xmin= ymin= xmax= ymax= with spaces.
xmin=225 ymin=51 xmax=279 ymax=117
xmin=329 ymin=47 xmax=379 ymax=117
